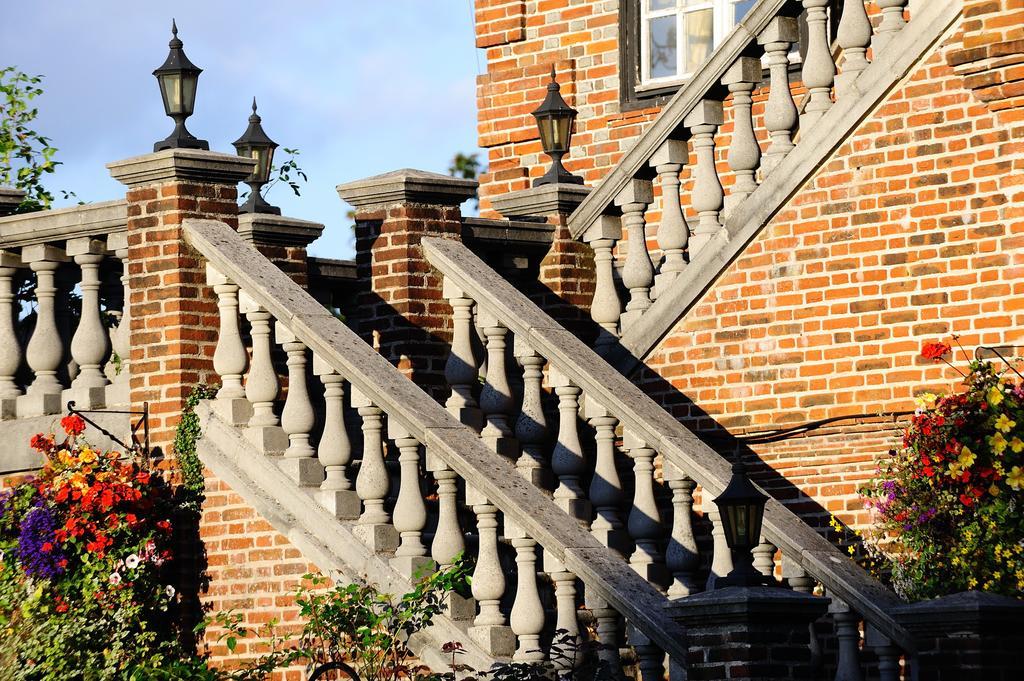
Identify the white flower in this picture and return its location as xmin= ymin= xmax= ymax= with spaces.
xmin=145 ymin=540 xmax=156 ymax=554
xmin=125 ymin=554 xmax=141 ymax=570
xmin=165 ymin=585 xmax=176 ymax=599
xmin=109 ymin=572 xmax=122 ymax=585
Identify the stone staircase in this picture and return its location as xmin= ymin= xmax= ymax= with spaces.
xmin=565 ymin=0 xmax=963 ymax=368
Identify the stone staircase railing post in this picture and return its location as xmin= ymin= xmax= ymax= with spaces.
xmin=66 ymin=237 xmax=111 ymax=409
xmin=0 ymin=250 xmax=23 ymax=411
xmin=721 ymin=57 xmax=763 ymax=218
xmin=585 ymin=396 xmax=627 ymax=556
xmin=683 ymin=100 xmax=725 ymax=255
xmin=312 ymin=355 xmax=360 ymax=520
xmin=835 ymin=0 xmax=873 ymax=98
xmin=19 ymin=245 xmax=68 ymax=417
xmin=758 ymin=17 xmax=800 ymax=176
xmin=664 ymin=461 xmax=701 ymax=597
xmin=649 ymin=139 xmax=689 ymax=295
xmin=801 ymin=0 xmax=837 ymax=130
xmin=388 ymin=421 xmax=429 ymax=577
xmin=873 ymin=1 xmax=908 ymax=55
xmin=513 ymin=338 xmax=550 ymax=489
xmin=276 ymin=324 xmax=322 ymax=484
xmin=582 ymin=215 xmax=623 ymax=353
xmin=622 ymin=429 xmax=667 ymax=589
xmin=351 ymin=387 xmax=399 ymax=553
xmin=105 ymin=234 xmax=131 ymax=407
xmin=614 ymin=179 xmax=655 ymax=327
xmin=549 ymin=366 xmax=590 ymax=522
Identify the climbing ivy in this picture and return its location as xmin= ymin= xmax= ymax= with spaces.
xmin=173 ymin=384 xmax=218 ymax=507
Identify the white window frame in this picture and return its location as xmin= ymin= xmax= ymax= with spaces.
xmin=638 ymin=0 xmax=752 ymax=90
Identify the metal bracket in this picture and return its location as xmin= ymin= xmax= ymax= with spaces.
xmin=66 ymin=401 xmax=150 ymax=458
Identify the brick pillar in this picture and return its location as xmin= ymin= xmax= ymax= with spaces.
xmin=336 ymin=169 xmax=476 ymax=402
xmin=668 ymin=586 xmax=829 ymax=681
xmin=490 ymin=183 xmax=596 ymax=336
xmin=894 ymin=591 xmax=1024 ymax=681
xmin=237 ymin=212 xmax=324 ymax=287
xmin=108 ymin=149 xmax=255 ymax=454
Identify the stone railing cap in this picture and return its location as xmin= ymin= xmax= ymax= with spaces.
xmin=893 ymin=590 xmax=1024 ymax=634
xmin=237 ymin=212 xmax=324 ymax=248
xmin=107 ymin=148 xmax=255 ymax=188
xmin=337 ymin=168 xmax=477 ymax=209
xmin=489 ymin=183 xmax=592 ymax=219
xmin=667 ymin=586 xmax=830 ymax=622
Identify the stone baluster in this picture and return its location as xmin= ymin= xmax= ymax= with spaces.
xmin=545 ymin=553 xmax=580 ymax=672
xmin=614 ymin=179 xmax=654 ymax=327
xmin=722 ymin=58 xmax=763 ymax=217
xmin=106 ymin=237 xmax=131 ymax=407
xmin=206 ymin=265 xmax=250 ymax=426
xmin=582 ymin=215 xmax=623 ymax=353
xmin=429 ymin=466 xmax=464 ymax=567
xmin=684 ymin=101 xmax=725 ymax=255
xmin=389 ymin=421 xmax=429 ymax=577
xmin=19 ymin=245 xmax=68 ymax=417
xmin=509 ymin=526 xmax=545 ymax=662
xmin=629 ymin=627 xmax=665 ymax=681
xmin=873 ymin=1 xmax=908 ymax=55
xmin=832 ymin=601 xmax=864 ymax=681
xmin=664 ymin=462 xmax=700 ymax=597
xmin=240 ymin=294 xmax=287 ymax=453
xmin=866 ymin=628 xmax=901 ymax=681
xmin=312 ymin=355 xmax=360 ymax=520
xmin=478 ymin=311 xmax=517 ymax=458
xmin=443 ymin=280 xmax=482 ymax=430
xmin=758 ymin=17 xmax=800 ymax=176
xmin=585 ymin=594 xmax=622 ymax=671
xmin=623 ymin=429 xmax=666 ymax=588
xmin=513 ymin=338 xmax=549 ymax=489
xmin=549 ymin=367 xmax=590 ymax=522
xmin=0 ymin=251 xmax=23 ymax=412
xmin=705 ymin=503 xmax=734 ymax=590
xmin=467 ymin=487 xmax=514 ymax=657
xmin=351 ymin=388 xmax=398 ymax=553
xmin=835 ymin=0 xmax=872 ymax=98
xmin=753 ymin=539 xmax=777 ymax=580
xmin=66 ymin=238 xmax=110 ymax=409
xmin=784 ymin=557 xmax=823 ymax=673
xmin=585 ymin=396 xmax=626 ymax=555
xmin=276 ymin=324 xmax=321 ymax=486
xmin=649 ymin=140 xmax=688 ymax=295
xmin=801 ymin=0 xmax=837 ymax=131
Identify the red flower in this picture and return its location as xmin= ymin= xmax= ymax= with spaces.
xmin=921 ymin=341 xmax=951 ymax=361
xmin=41 ymin=542 xmax=53 ymax=553
xmin=959 ymin=494 xmax=974 ymax=507
xmin=60 ymin=414 xmax=86 ymax=437
xmin=29 ymin=433 xmax=52 ymax=452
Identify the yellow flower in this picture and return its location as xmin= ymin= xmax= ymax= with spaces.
xmin=968 ymin=577 xmax=978 ymax=588
xmin=1011 ymin=437 xmax=1024 ymax=454
xmin=990 ymin=484 xmax=1001 ymax=497
xmin=989 ymin=433 xmax=1007 ymax=455
xmin=958 ymin=445 xmax=977 ymax=468
xmin=78 ymin=448 xmax=97 ymax=464
xmin=995 ymin=414 xmax=1017 ymax=433
xmin=914 ymin=392 xmax=938 ymax=410
xmin=1008 ymin=466 xmax=1024 ymax=491
xmin=988 ymin=385 xmax=1004 ymax=406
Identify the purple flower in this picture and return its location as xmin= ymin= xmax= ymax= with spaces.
xmin=16 ymin=503 xmax=66 ymax=579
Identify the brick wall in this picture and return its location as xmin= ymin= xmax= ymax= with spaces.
xmin=636 ymin=2 xmax=1024 ymax=533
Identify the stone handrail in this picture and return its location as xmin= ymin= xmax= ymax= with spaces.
xmin=420 ymin=235 xmax=915 ymax=654
xmin=181 ymin=218 xmax=691 ymax=666
xmin=0 ymin=200 xmax=127 ymax=248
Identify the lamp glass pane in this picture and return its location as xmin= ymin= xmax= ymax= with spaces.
xmin=159 ymin=73 xmax=182 ymax=115
xmin=180 ymin=74 xmax=198 ymax=116
xmin=253 ymin=146 xmax=273 ymax=183
xmin=537 ymin=116 xmax=555 ymax=153
xmin=552 ymin=115 xmax=572 ymax=152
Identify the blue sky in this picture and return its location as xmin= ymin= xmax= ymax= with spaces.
xmin=3 ymin=1 xmax=483 ymax=259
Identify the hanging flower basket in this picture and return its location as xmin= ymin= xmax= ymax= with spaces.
xmin=860 ymin=339 xmax=1024 ymax=600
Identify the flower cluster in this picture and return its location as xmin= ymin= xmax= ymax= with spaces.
xmin=0 ymin=414 xmax=186 ymax=677
xmin=861 ymin=340 xmax=1024 ymax=600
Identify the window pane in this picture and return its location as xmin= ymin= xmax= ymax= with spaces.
xmin=682 ymin=9 xmax=713 ymax=74
xmin=649 ymin=0 xmax=675 ymax=10
xmin=733 ymin=0 xmax=756 ymax=22
xmin=648 ymin=15 xmax=678 ymax=79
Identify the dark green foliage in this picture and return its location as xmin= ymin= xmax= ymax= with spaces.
xmin=173 ymin=384 xmax=219 ymax=507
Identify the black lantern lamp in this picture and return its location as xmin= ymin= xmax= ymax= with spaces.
xmin=152 ymin=20 xmax=208 ymax=152
xmin=232 ymin=98 xmax=280 ymax=214
xmin=713 ymin=460 xmax=772 ymax=588
xmin=531 ymin=67 xmax=584 ymax=187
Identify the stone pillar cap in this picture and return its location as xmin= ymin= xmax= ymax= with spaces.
xmin=666 ymin=585 xmax=830 ymax=624
xmin=336 ymin=168 xmax=477 ymax=209
xmin=237 ymin=212 xmax=324 ymax=248
xmin=893 ymin=590 xmax=1024 ymax=635
xmin=0 ymin=186 xmax=26 ymax=216
xmin=489 ymin=183 xmax=591 ymax=219
xmin=107 ymin=148 xmax=256 ymax=187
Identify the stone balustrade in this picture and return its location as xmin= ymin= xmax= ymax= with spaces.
xmin=420 ymin=234 xmax=916 ymax=678
xmin=573 ymin=0 xmax=916 ymax=350
xmin=0 ymin=201 xmax=130 ymax=420
xmin=184 ymin=217 xmax=690 ymax=670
